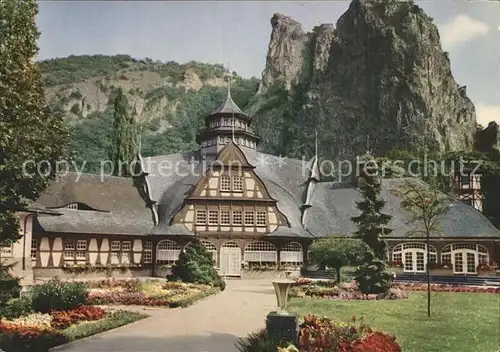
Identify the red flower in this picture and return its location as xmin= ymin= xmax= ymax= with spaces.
xmin=50 ymin=305 xmax=105 ymax=329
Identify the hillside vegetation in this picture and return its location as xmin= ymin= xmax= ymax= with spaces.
xmin=40 ymin=55 xmax=259 ymax=172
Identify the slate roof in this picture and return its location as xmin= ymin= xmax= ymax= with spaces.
xmin=141 ymin=147 xmax=500 ymax=239
xmin=210 ymin=91 xmax=246 ymax=116
xmin=305 ymin=178 xmax=500 ymax=238
xmin=35 ymin=172 xmax=153 ymax=235
xmin=32 ymin=146 xmax=500 ymax=239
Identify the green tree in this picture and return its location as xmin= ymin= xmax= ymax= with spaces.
xmin=351 ymin=154 xmax=393 ymax=294
xmin=395 ymin=179 xmax=450 ymax=317
xmin=309 ymin=237 xmax=365 ymax=282
xmin=168 ymin=238 xmax=226 ymax=291
xmin=108 ymin=88 xmax=136 ymax=176
xmin=0 ymin=0 xmax=69 ymax=294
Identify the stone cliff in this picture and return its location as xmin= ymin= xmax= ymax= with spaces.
xmin=249 ymin=0 xmax=477 ymax=161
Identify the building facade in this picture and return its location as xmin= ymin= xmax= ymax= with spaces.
xmin=3 ymin=92 xmax=500 ymax=281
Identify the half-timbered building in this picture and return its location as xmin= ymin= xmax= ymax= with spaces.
xmin=3 ymin=91 xmax=500 ymax=281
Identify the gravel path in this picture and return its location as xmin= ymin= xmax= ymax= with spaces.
xmin=51 ymin=279 xmax=278 ymax=352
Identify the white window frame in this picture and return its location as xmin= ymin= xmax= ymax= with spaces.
xmin=75 ymin=251 xmax=86 ymax=260
xmin=232 ymin=176 xmax=243 ymax=192
xmin=156 ymin=240 xmax=181 ymax=265
xmin=220 ymin=209 xmax=230 ymax=225
xmin=280 ymin=242 xmax=303 ymax=265
xmin=232 ymin=210 xmax=242 ymax=225
xmin=256 ymin=211 xmax=266 ymax=226
xmin=208 ymin=209 xmax=219 ymax=225
xmin=0 ymin=245 xmax=13 ymax=258
xmin=244 ymin=210 xmax=255 ymax=226
xmin=441 ymin=243 xmax=489 ymax=274
xmin=143 ymin=241 xmax=152 ymax=264
xmin=220 ymin=176 xmax=231 ymax=191
xmin=76 ymin=240 xmax=87 ymax=250
xmin=64 ymin=240 xmax=75 ymax=250
xmin=244 ymin=241 xmax=278 ymax=264
xmin=31 ymin=239 xmax=37 ymax=261
xmin=110 ymin=241 xmax=121 ymax=251
xmin=196 ymin=209 xmax=207 ymax=224
xmin=122 ymin=241 xmax=131 ymax=251
xmin=391 ymin=243 xmax=437 ymax=273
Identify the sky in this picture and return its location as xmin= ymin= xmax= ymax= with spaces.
xmin=36 ymin=1 xmax=500 ymax=126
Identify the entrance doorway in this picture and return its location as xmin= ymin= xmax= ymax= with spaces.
xmin=219 ymin=241 xmax=241 ymax=277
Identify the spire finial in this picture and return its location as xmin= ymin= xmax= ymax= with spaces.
xmin=227 ymin=63 xmax=233 ymax=100
xmin=226 ymin=62 xmax=236 ymax=144
xmin=315 ymin=130 xmax=318 ymax=160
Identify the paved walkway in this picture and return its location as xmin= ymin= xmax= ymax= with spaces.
xmin=52 ymin=279 xmax=278 ymax=352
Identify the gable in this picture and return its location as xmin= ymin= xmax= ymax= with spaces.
xmin=189 ymin=142 xmax=275 ymax=201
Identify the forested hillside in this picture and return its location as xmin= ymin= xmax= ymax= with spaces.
xmin=39 ymin=55 xmax=259 ymax=172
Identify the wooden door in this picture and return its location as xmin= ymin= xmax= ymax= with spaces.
xmin=220 ymin=247 xmax=241 ymax=276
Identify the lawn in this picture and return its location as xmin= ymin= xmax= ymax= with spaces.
xmin=289 ymin=292 xmax=500 ymax=352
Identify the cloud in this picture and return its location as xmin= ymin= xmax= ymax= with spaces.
xmin=439 ymin=14 xmax=489 ymax=49
xmin=476 ymin=104 xmax=500 ymax=126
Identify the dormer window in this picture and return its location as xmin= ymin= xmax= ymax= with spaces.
xmin=52 ymin=203 xmax=98 ymax=211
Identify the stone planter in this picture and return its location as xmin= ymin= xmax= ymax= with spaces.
xmin=429 ymin=268 xmax=454 ymax=276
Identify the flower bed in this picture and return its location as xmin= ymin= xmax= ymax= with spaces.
xmin=297 ymin=315 xmax=401 ymax=352
xmin=86 ymin=279 xmax=219 ymax=307
xmin=0 ymin=307 xmax=146 ymax=352
xmin=0 ymin=278 xmax=147 ymax=352
xmin=291 ymin=280 xmax=408 ymax=300
xmin=395 ymin=282 xmax=500 ymax=294
xmin=238 ymin=315 xmax=401 ymax=351
xmin=291 ymin=278 xmax=500 ymax=301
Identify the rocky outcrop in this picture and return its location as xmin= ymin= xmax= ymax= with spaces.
xmin=475 ymin=121 xmax=500 ymax=152
xmin=257 ymin=14 xmax=309 ymax=94
xmin=250 ymin=0 xmax=477 ymax=161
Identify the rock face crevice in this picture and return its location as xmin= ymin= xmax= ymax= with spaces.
xmin=250 ymin=0 xmax=476 ymax=161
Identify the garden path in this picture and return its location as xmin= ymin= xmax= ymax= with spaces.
xmin=51 ymin=279 xmax=278 ymax=352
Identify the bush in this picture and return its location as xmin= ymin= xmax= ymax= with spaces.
xmin=0 ymin=263 xmax=21 ymax=306
xmin=30 ymin=278 xmax=88 ymax=313
xmin=236 ymin=329 xmax=292 ymax=352
xmin=167 ymin=238 xmax=226 ymax=291
xmin=1 ymin=297 xmax=34 ymax=319
xmin=354 ymin=261 xmax=392 ymax=294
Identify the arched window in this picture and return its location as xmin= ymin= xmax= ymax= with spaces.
xmin=156 ymin=240 xmax=181 ymax=265
xmin=244 ymin=241 xmax=277 ymax=264
xmin=441 ymin=243 xmax=489 ymax=274
xmin=280 ymin=242 xmax=303 ymax=265
xmin=392 ymin=243 xmax=437 ymax=273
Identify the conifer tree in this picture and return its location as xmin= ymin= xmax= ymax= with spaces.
xmin=168 ymin=238 xmax=226 ymax=291
xmin=351 ymin=155 xmax=393 ymax=293
xmin=109 ymin=88 xmax=136 ymax=176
